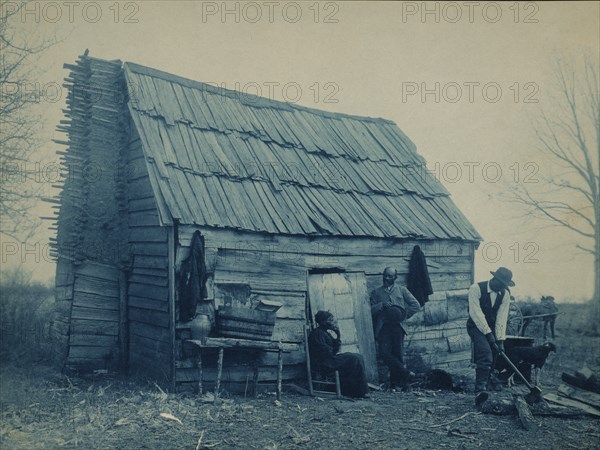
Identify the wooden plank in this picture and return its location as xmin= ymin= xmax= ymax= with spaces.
xmin=119 ymin=271 xmax=128 ymax=368
xmin=514 ymin=395 xmax=536 ymax=430
xmin=430 ymin=273 xmax=472 ymax=292
xmin=181 ymin=229 xmax=474 ymax=279
xmin=129 ymin=306 xmax=170 ymax=328
xmin=70 ymin=334 xmax=118 ymax=347
xmin=74 ymin=276 xmax=119 ymax=298
xmin=347 ymin=272 xmax=379 ymax=384
xmin=175 ymin=364 xmax=305 ymax=383
xmin=215 ymin=248 xmax=307 ymax=278
xmin=52 ymin=316 xmax=70 ymax=334
xmin=129 ymin=332 xmax=171 ymax=355
xmin=214 ymin=269 xmax=306 ymax=292
xmin=124 ymin=153 xmax=149 ymax=181
xmin=65 ymin=358 xmax=107 ymax=371
xmin=130 ymin=321 xmax=171 ymax=342
xmin=132 ymin=255 xmax=168 ymax=270
xmin=129 ymin=226 xmax=167 ymax=243
xmin=128 ymin=273 xmax=168 ymax=287
xmin=70 ymin=319 xmax=118 ymax=336
xmin=544 ymin=393 xmax=600 ymax=417
xmin=187 ymin=337 xmax=300 ymax=352
xmin=128 ymin=295 xmax=170 ymax=312
xmin=367 ymin=274 xmax=471 ymax=297
xmin=131 ymin=267 xmax=168 ymax=278
xmin=180 ymin=226 xmax=477 ymax=257
xmin=129 ymin=196 xmax=159 ymax=212
xmin=56 ymin=268 xmax=75 ymax=287
xmin=68 ymin=345 xmax=114 ymax=359
xmin=130 ymin=211 xmax=162 ymax=227
xmin=260 ymin=349 xmax=305 ymax=366
xmin=70 ymin=305 xmax=119 ymax=322
xmin=74 ymin=262 xmax=119 ymax=280
xmin=55 ymin=285 xmax=74 ymax=301
xmin=54 ymin=300 xmax=73 ymax=315
xmin=128 ymin=176 xmax=155 ymax=200
xmin=558 ymin=384 xmax=600 ymax=409
xmin=128 ymin=282 xmax=169 ymax=301
xmin=168 ymin=225 xmax=176 ymax=391
xmin=129 ymin=339 xmax=171 ymax=364
xmin=72 ymin=292 xmax=119 ymax=311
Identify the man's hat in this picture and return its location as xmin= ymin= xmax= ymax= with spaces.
xmin=315 ymin=310 xmax=333 ymax=325
xmin=490 ymin=267 xmax=515 ymax=288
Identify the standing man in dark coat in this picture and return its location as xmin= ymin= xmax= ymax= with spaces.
xmin=308 ymin=311 xmax=369 ymax=398
xmin=467 ymin=267 xmax=514 ymax=406
xmin=370 ymin=267 xmax=421 ymax=390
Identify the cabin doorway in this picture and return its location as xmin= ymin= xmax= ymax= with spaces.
xmin=306 ymin=271 xmax=378 ymax=383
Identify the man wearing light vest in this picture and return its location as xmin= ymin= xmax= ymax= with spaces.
xmin=467 ymin=267 xmax=515 ymax=406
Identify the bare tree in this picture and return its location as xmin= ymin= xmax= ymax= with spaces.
xmin=504 ymin=55 xmax=599 ymax=334
xmin=1 ymin=3 xmax=55 ymax=239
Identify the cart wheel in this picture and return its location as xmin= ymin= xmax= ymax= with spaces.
xmin=507 ymin=301 xmax=524 ymax=336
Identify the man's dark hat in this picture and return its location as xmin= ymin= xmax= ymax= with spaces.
xmin=490 ymin=267 xmax=515 ymax=287
xmin=315 ymin=310 xmax=333 ymax=325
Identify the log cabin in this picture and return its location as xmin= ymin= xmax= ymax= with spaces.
xmin=50 ymin=52 xmax=481 ymax=392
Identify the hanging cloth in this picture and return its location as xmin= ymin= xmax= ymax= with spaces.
xmin=407 ymin=245 xmax=433 ymax=306
xmin=178 ymin=231 xmax=208 ymax=322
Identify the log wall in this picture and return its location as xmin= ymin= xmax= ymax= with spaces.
xmin=176 ymin=225 xmax=477 ymax=389
xmin=126 ymin=129 xmax=171 ymax=383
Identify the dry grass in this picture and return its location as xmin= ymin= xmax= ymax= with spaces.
xmin=0 ymin=268 xmax=54 ymax=364
xmin=540 ymin=303 xmax=600 ymax=385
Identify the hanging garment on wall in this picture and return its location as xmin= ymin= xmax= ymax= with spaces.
xmin=178 ymin=231 xmax=208 ymax=322
xmin=407 ymin=245 xmax=433 ymax=306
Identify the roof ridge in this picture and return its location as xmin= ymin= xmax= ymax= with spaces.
xmin=123 ymin=61 xmax=396 ymax=125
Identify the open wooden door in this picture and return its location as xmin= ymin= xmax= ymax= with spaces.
xmin=307 ymin=271 xmax=378 ymax=384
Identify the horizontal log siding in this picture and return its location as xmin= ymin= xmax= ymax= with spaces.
xmin=127 ymin=130 xmax=171 ymax=383
xmin=175 ymin=226 xmax=477 ymax=385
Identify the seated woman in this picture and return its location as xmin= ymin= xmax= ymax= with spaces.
xmin=308 ymin=310 xmax=369 ymax=398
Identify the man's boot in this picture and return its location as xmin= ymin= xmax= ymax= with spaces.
xmin=488 ymin=370 xmax=503 ymax=392
xmin=475 ymin=368 xmax=490 ymax=407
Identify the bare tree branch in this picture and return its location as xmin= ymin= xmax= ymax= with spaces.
xmin=0 ymin=2 xmax=57 ymax=239
xmin=502 ymin=54 xmax=599 ymax=333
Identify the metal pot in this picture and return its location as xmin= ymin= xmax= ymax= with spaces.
xmin=190 ymin=314 xmax=211 ymax=340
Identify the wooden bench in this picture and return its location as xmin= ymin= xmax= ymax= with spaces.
xmin=184 ymin=337 xmax=299 ymax=403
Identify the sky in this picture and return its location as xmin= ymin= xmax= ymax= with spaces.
xmin=2 ymin=1 xmax=599 ymax=302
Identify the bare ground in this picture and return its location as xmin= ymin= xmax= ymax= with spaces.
xmin=1 ymin=304 xmax=599 ymax=450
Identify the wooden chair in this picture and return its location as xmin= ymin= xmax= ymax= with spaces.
xmin=304 ymin=324 xmax=342 ymax=398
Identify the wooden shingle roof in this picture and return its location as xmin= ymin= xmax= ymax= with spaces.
xmin=123 ymin=62 xmax=480 ymax=240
